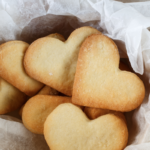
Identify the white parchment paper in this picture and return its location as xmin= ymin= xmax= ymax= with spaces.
xmin=0 ymin=115 xmax=49 ymax=150
xmin=1 ymin=0 xmax=150 ymax=149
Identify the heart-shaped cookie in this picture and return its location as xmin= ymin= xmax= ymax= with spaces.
xmin=0 ymin=41 xmax=44 ymax=96
xmin=0 ymin=77 xmax=27 ymax=114
xmin=72 ymin=34 xmax=145 ymax=112
xmin=22 ymin=95 xmax=71 ymax=134
xmin=24 ymin=27 xmax=101 ymax=96
xmin=44 ymin=103 xmax=128 ymax=150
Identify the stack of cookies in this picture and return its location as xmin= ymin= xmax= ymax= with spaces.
xmin=0 ymin=27 xmax=145 ymax=150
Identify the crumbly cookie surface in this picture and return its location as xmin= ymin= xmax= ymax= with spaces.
xmin=24 ymin=27 xmax=101 ymax=96
xmin=44 ymin=103 xmax=128 ymax=150
xmin=72 ymin=34 xmax=145 ymax=112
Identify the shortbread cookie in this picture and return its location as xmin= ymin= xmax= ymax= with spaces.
xmin=0 ymin=77 xmax=27 ymax=114
xmin=24 ymin=27 xmax=101 ymax=96
xmin=22 ymin=95 xmax=71 ymax=134
xmin=44 ymin=103 xmax=128 ymax=150
xmin=72 ymin=34 xmax=145 ymax=112
xmin=0 ymin=41 xmax=44 ymax=96
xmin=47 ymin=33 xmax=65 ymax=42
